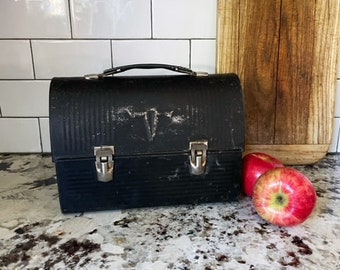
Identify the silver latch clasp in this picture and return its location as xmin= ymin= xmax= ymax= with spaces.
xmin=189 ymin=140 xmax=208 ymax=175
xmin=94 ymin=146 xmax=115 ymax=182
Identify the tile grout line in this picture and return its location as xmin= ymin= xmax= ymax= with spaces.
xmin=150 ymin=0 xmax=154 ymax=39
xmin=110 ymin=40 xmax=114 ymax=67
xmin=37 ymin=118 xmax=44 ymax=153
xmin=0 ymin=37 xmax=216 ymax=41
xmin=29 ymin=40 xmax=36 ymax=79
xmin=0 ymin=79 xmax=51 ymax=81
xmin=67 ymin=0 xmax=74 ymax=39
xmin=0 ymin=116 xmax=49 ymax=119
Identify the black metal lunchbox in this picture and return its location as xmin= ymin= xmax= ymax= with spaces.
xmin=49 ymin=64 xmax=245 ymax=213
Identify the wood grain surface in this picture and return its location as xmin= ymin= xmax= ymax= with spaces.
xmin=217 ymin=0 xmax=340 ymax=164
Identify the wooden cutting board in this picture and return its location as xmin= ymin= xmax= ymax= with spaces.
xmin=217 ymin=0 xmax=340 ymax=164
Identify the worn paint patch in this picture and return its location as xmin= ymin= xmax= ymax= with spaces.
xmin=113 ymin=106 xmax=187 ymax=141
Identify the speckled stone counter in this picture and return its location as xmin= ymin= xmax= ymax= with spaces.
xmin=0 ymin=154 xmax=339 ymax=270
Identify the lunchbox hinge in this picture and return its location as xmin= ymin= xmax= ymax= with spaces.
xmin=189 ymin=140 xmax=208 ymax=175
xmin=94 ymin=146 xmax=115 ymax=182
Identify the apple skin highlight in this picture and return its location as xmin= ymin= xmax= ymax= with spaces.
xmin=252 ymin=167 xmax=317 ymax=227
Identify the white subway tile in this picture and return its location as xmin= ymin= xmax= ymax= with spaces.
xmin=39 ymin=118 xmax=51 ymax=153
xmin=152 ymin=0 xmax=217 ymax=38
xmin=0 ymin=118 xmax=41 ymax=153
xmin=0 ymin=0 xmax=70 ymax=38
xmin=0 ymin=81 xmax=49 ymax=117
xmin=0 ymin=40 xmax=34 ymax=79
xmin=329 ymin=118 xmax=340 ymax=152
xmin=191 ymin=40 xmax=216 ymax=74
xmin=335 ymin=80 xmax=340 ymax=117
xmin=32 ymin=40 xmax=111 ymax=79
xmin=112 ymin=40 xmax=189 ymax=75
xmin=70 ymin=0 xmax=151 ymax=38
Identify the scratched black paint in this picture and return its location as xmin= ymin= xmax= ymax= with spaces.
xmin=49 ymin=67 xmax=245 ymax=213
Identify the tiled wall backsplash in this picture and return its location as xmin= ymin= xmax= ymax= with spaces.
xmin=0 ymin=0 xmax=339 ymax=153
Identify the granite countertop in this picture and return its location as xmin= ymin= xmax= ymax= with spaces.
xmin=0 ymin=154 xmax=339 ymax=270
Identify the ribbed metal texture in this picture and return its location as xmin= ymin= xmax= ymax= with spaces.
xmin=50 ymin=73 xmax=245 ymax=212
xmin=50 ymin=74 xmax=245 ymax=160
xmin=56 ymin=152 xmax=242 ymax=213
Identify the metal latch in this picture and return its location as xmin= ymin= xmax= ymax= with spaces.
xmin=189 ymin=140 xmax=208 ymax=175
xmin=94 ymin=146 xmax=115 ymax=182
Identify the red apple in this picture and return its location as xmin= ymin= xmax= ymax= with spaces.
xmin=242 ymin=152 xmax=284 ymax=197
xmin=253 ymin=167 xmax=317 ymax=227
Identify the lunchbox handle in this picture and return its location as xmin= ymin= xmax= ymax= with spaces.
xmin=85 ymin=63 xmax=208 ymax=79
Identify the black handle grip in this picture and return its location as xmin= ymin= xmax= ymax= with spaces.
xmin=84 ymin=64 xmax=208 ymax=79
xmin=102 ymin=63 xmax=201 ymax=77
